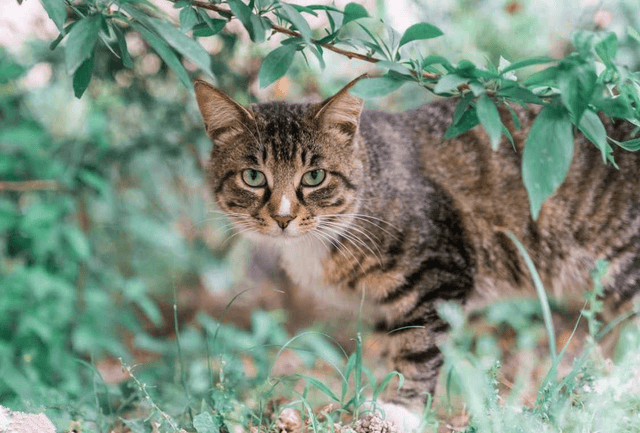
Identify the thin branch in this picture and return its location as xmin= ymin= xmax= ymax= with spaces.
xmin=185 ymin=0 xmax=440 ymax=80
xmin=0 ymin=180 xmax=62 ymax=192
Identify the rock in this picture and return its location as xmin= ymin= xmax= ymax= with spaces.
xmin=0 ymin=405 xmax=56 ymax=433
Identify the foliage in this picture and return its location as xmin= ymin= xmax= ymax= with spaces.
xmin=0 ymin=47 xmax=135 ymax=411
xmin=4 ymin=1 xmax=640 ymax=432
xmin=29 ymin=0 xmax=640 ymax=219
xmin=0 ymin=41 xmax=252 ymax=430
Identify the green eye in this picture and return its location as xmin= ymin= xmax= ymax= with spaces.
xmin=302 ymin=169 xmax=326 ymax=187
xmin=242 ymin=169 xmax=266 ymax=187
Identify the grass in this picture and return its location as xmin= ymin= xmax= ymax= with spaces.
xmin=55 ymin=259 xmax=637 ymax=433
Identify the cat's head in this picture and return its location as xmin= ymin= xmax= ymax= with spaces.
xmin=194 ymin=77 xmax=366 ymax=244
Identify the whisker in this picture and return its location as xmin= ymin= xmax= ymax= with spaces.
xmin=321 ymin=213 xmax=401 ymax=241
xmin=316 ymin=227 xmax=366 ymax=275
xmin=317 ymin=221 xmax=384 ymax=267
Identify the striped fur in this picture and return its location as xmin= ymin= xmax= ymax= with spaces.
xmin=195 ymin=79 xmax=640 ymax=411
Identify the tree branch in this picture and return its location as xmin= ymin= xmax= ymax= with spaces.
xmin=185 ymin=0 xmax=440 ymax=80
xmin=0 ymin=180 xmax=62 ymax=192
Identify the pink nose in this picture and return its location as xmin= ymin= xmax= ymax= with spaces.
xmin=272 ymin=215 xmax=295 ymax=229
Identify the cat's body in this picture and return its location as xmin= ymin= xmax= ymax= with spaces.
xmin=194 ymin=78 xmax=640 ymax=420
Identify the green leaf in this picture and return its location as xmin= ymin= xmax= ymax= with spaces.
xmin=497 ymin=86 xmax=544 ymax=104
xmin=434 ymin=73 xmax=467 ymax=94
xmin=228 ymin=0 xmax=253 ymax=30
xmin=280 ymin=3 xmax=312 ymax=44
xmin=298 ymin=374 xmax=340 ymax=401
xmin=522 ymin=105 xmax=574 ymax=220
xmin=629 ymin=26 xmax=640 ymax=44
xmin=350 ymin=74 xmax=405 ymax=98
xmin=129 ymin=21 xmax=191 ymax=88
xmin=112 ymin=24 xmax=133 ymax=68
xmin=524 ymin=65 xmax=560 ymax=86
xmin=572 ymin=30 xmax=596 ymax=56
xmin=609 ymin=137 xmax=640 ymax=151
xmin=451 ymin=92 xmax=474 ymax=126
xmin=502 ymin=124 xmax=515 ymax=150
xmin=65 ymin=14 xmax=101 ymax=75
xmin=476 ymin=94 xmax=503 ymax=150
xmin=375 ymin=60 xmax=413 ymax=77
xmin=39 ymin=0 xmax=67 ymax=33
xmin=73 ymin=54 xmax=94 ymax=98
xmin=342 ymin=2 xmax=368 ymax=26
xmin=193 ymin=412 xmax=220 ymax=433
xmin=249 ymin=14 xmax=267 ymax=43
xmin=21 ymin=202 xmax=59 ymax=232
xmin=373 ymin=371 xmax=404 ymax=400
xmin=123 ymin=4 xmax=213 ymax=77
xmin=179 ymin=6 xmax=199 ymax=32
xmin=398 ymin=22 xmax=443 ymax=47
xmin=0 ymin=62 xmax=25 ymax=84
xmin=594 ymin=32 xmax=617 ymax=66
xmin=62 ymin=226 xmax=91 ymax=261
xmin=145 ymin=19 xmax=212 ymax=76
xmin=579 ymin=109 xmax=616 ymax=166
xmin=468 ymin=80 xmax=485 ymax=96
xmin=500 ymin=57 xmax=555 ymax=75
xmin=421 ymin=54 xmax=454 ymax=72
xmin=558 ymin=59 xmax=597 ymax=124
xmin=591 ymin=94 xmax=632 ymax=122
xmin=0 ymin=199 xmax=17 ymax=231
xmin=444 ymin=106 xmax=479 ymax=140
xmin=308 ymin=44 xmax=325 ymax=69
xmin=193 ymin=20 xmax=226 ymax=37
xmin=506 ymin=104 xmax=522 ymax=130
xmin=258 ymin=44 xmax=297 ymax=88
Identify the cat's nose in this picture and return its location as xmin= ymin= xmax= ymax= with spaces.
xmin=272 ymin=215 xmax=295 ymax=230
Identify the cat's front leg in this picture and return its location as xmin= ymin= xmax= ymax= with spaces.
xmin=369 ymin=304 xmax=450 ymax=431
xmin=374 ymin=313 xmax=445 ymax=408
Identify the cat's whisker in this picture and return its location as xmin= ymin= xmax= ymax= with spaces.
xmin=319 ymin=217 xmax=384 ymax=245
xmin=330 ymin=213 xmax=401 ymax=231
xmin=314 ymin=229 xmax=357 ymax=272
xmin=224 ymin=226 xmax=256 ymax=244
xmin=316 ymin=227 xmax=366 ymax=275
xmin=309 ymin=231 xmax=331 ymax=254
xmin=317 ymin=220 xmax=384 ymax=267
xmin=322 ymin=213 xmax=401 ymax=242
xmin=322 ymin=225 xmax=370 ymax=263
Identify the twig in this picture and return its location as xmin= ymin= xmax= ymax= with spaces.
xmin=0 ymin=180 xmax=62 ymax=192
xmin=185 ymin=0 xmax=440 ymax=80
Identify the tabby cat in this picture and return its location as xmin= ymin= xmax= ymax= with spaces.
xmin=194 ymin=76 xmax=640 ymax=428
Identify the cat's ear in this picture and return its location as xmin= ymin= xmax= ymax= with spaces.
xmin=194 ymin=80 xmax=254 ymax=140
xmin=313 ymin=75 xmax=366 ymax=136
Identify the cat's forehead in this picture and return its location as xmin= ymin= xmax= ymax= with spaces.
xmin=248 ymin=101 xmax=319 ymax=162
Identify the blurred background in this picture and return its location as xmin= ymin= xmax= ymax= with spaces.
xmin=1 ymin=0 xmax=640 ymax=430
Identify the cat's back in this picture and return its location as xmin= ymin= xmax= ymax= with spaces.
xmin=360 ymin=98 xmax=640 ymax=306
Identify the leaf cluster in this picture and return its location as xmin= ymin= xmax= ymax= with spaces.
xmin=33 ymin=0 xmax=640 ymax=218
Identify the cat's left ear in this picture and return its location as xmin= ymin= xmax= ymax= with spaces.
xmin=194 ymin=80 xmax=254 ymax=141
xmin=313 ymin=75 xmax=366 ymax=136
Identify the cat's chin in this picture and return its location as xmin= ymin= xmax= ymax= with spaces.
xmin=242 ymin=230 xmax=311 ymax=245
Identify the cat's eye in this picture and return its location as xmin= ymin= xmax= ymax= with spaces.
xmin=302 ymin=169 xmax=326 ymax=187
xmin=242 ymin=169 xmax=266 ymax=187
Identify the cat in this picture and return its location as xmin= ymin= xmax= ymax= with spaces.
xmin=194 ymin=75 xmax=640 ymax=428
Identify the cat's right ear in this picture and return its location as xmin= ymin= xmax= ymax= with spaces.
xmin=312 ymin=75 xmax=366 ymax=136
xmin=194 ymin=80 xmax=253 ymax=140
